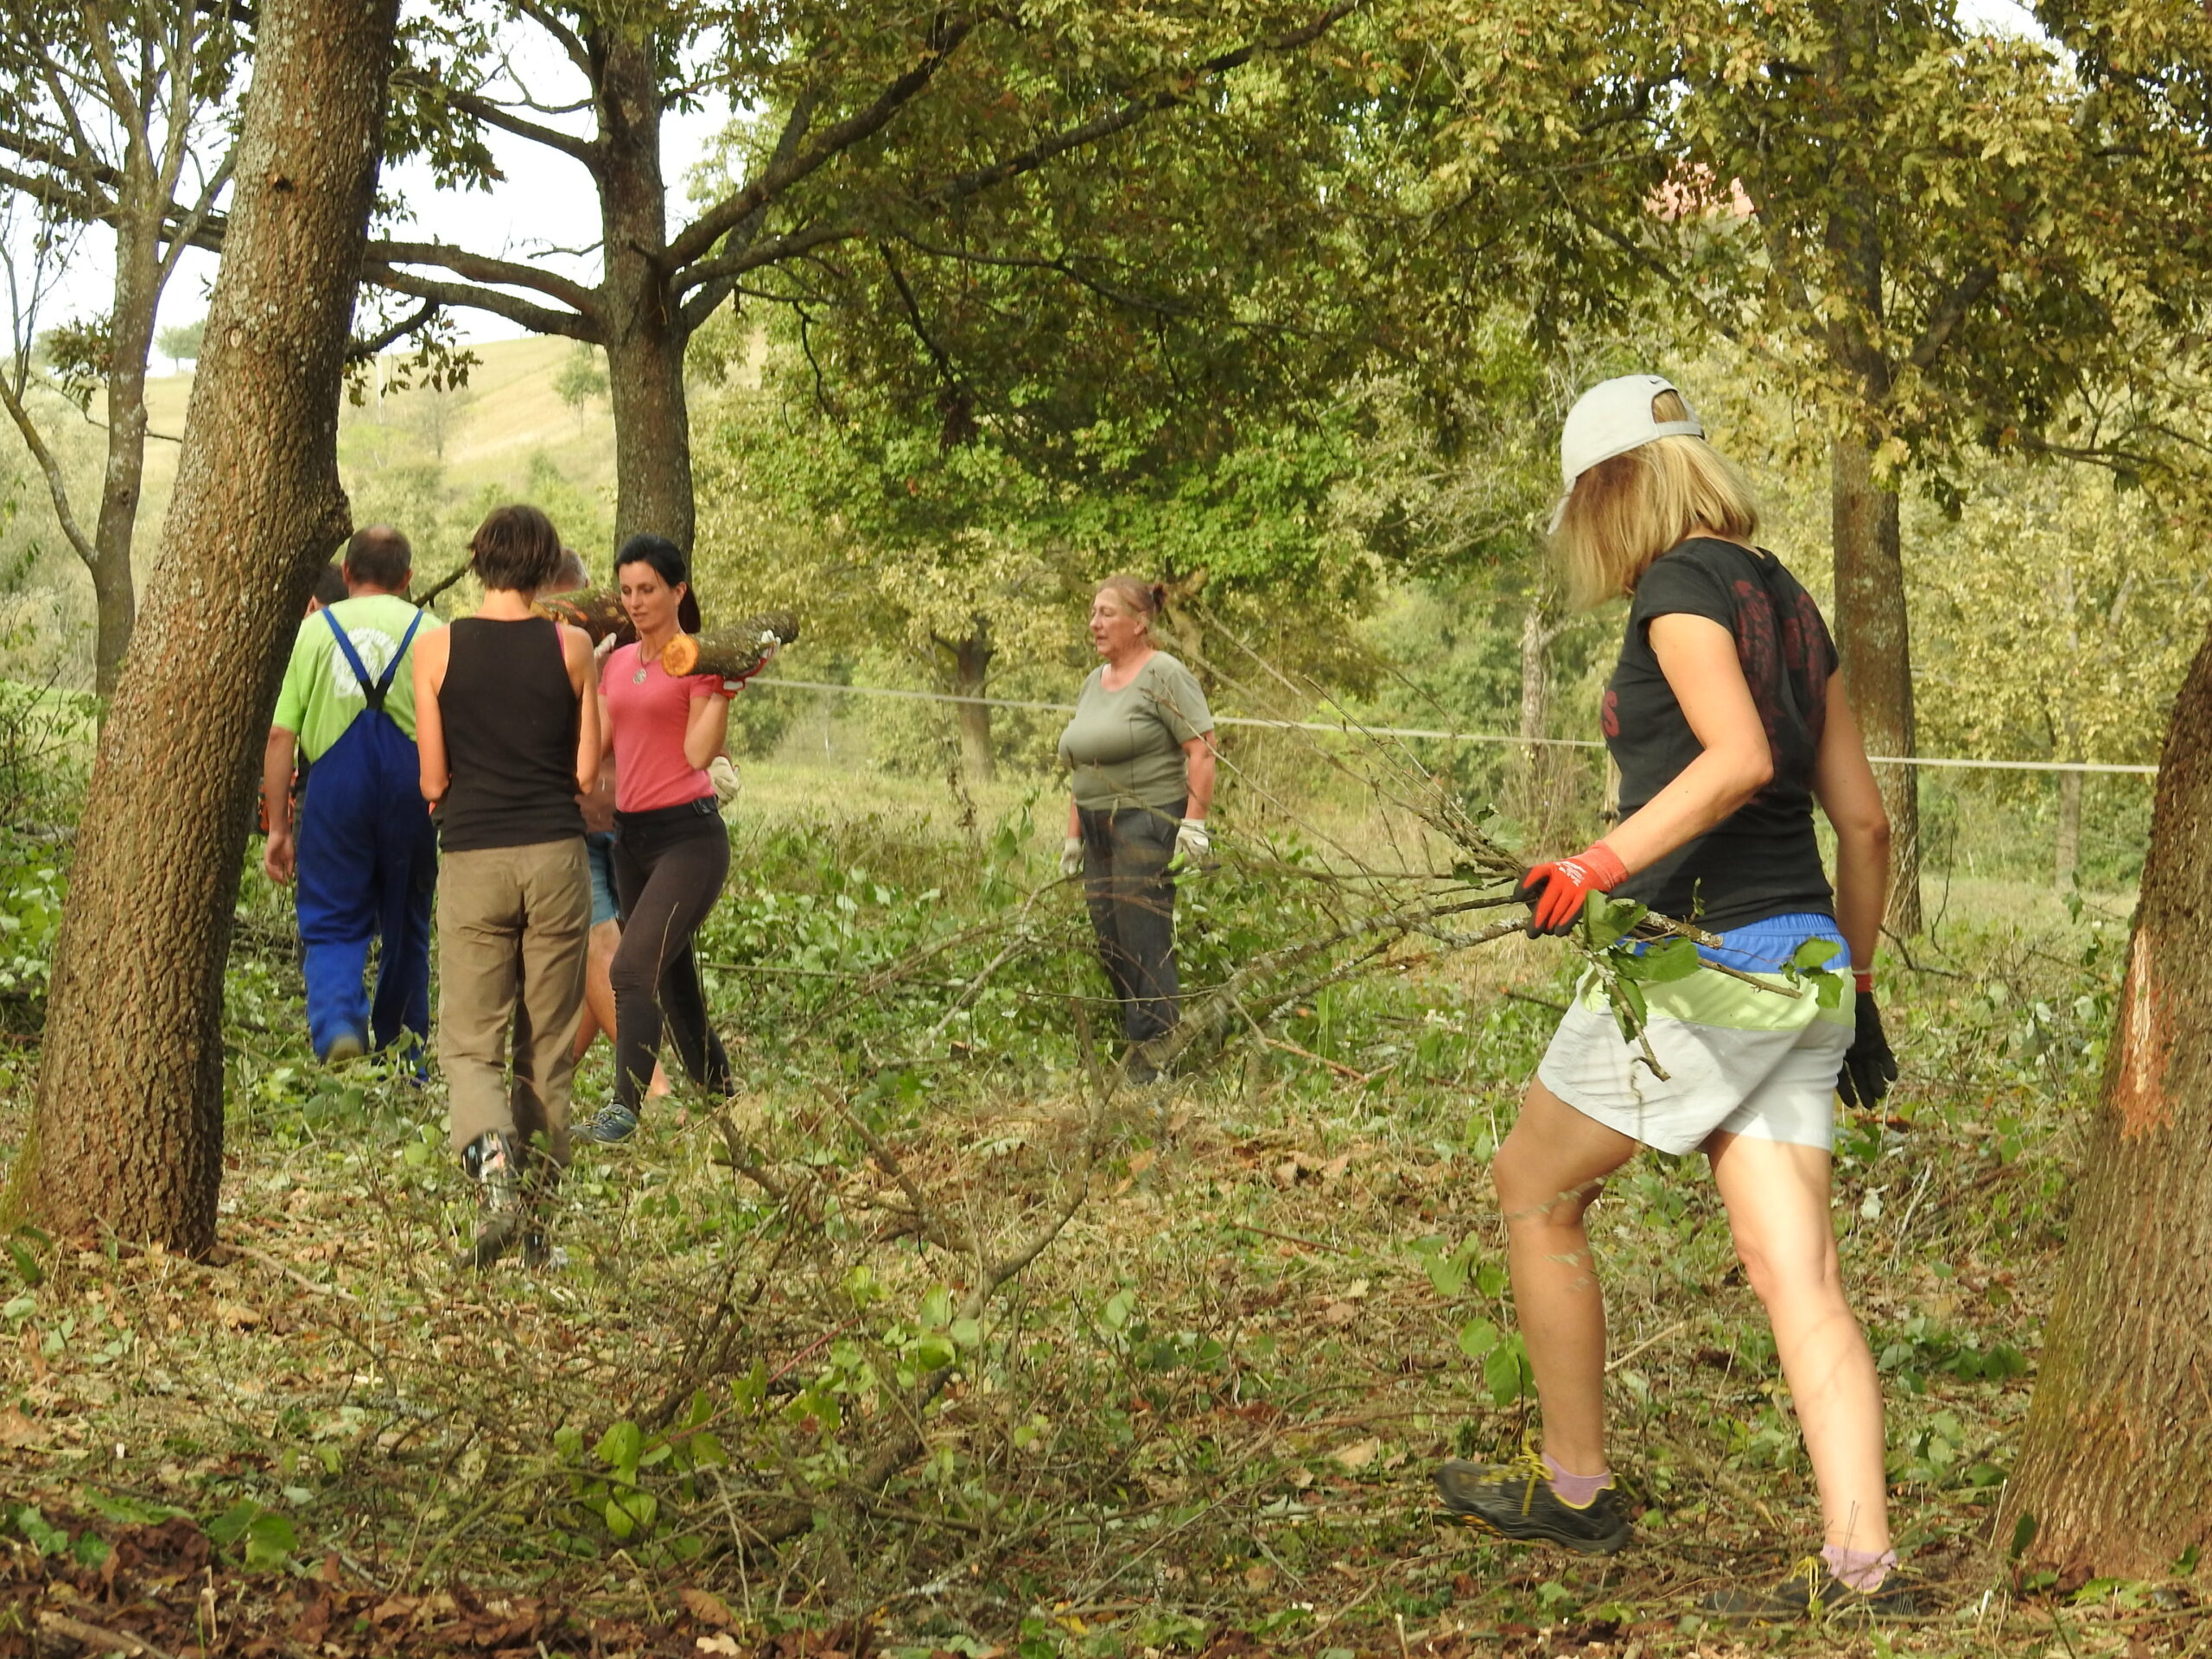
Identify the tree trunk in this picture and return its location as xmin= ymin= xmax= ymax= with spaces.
xmin=2055 ymin=769 xmax=2082 ymax=888
xmin=2001 ymin=616 xmax=2212 ymax=1580
xmin=7 ymin=0 xmax=399 ymax=1253
xmin=2053 ymin=563 xmax=2083 ymax=889
xmin=592 ymin=26 xmax=693 ymax=555
xmin=943 ymin=620 xmax=995 ymax=784
xmin=1830 ymin=430 xmax=1923 ymax=935
xmin=88 ymin=188 xmax=163 ymax=699
xmin=1511 ymin=597 xmax=1560 ymax=837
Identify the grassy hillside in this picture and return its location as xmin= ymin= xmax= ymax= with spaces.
xmin=0 ymin=337 xmax=620 ymax=688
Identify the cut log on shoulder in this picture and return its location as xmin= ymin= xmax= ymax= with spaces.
xmin=532 ymin=588 xmax=635 ymax=646
xmin=660 ymin=612 xmax=801 ymax=681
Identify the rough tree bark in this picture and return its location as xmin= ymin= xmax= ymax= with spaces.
xmin=5 ymin=0 xmax=399 ymax=1252
xmin=2000 ymin=616 xmax=2212 ymax=1579
xmin=592 ymin=28 xmax=694 ymax=553
xmin=938 ymin=620 xmax=995 ymax=784
xmin=1830 ymin=431 xmax=1923 ymax=935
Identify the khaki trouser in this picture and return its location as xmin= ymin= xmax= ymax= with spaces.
xmin=437 ymin=837 xmax=590 ymax=1166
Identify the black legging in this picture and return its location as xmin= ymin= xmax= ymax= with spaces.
xmin=610 ymin=798 xmax=733 ymax=1112
xmin=1077 ymin=801 xmax=1181 ymax=1044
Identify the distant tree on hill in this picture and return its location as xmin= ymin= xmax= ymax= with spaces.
xmin=555 ymin=342 xmax=607 ymax=416
xmin=156 ymin=319 xmax=206 ymax=372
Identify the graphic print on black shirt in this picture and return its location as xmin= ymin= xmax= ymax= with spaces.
xmin=1603 ymin=537 xmax=1840 ymax=931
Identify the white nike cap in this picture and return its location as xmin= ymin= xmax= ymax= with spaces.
xmin=1560 ymin=374 xmax=1705 ymax=487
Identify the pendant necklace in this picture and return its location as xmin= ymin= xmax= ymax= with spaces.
xmin=632 ymin=644 xmax=650 ymax=685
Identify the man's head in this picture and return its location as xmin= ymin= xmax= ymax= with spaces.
xmin=549 ymin=546 xmax=590 ymax=596
xmin=307 ymin=562 xmax=348 ymax=613
xmin=343 ymin=525 xmax=412 ymax=595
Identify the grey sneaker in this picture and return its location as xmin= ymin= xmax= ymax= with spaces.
xmin=1706 ymin=1558 xmax=1919 ymax=1623
xmin=460 ymin=1131 xmax=525 ymax=1270
xmin=1433 ymin=1450 xmax=1632 ymax=1555
xmin=575 ymin=1103 xmax=639 ymax=1145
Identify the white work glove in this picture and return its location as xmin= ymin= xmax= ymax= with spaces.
xmin=1059 ymin=836 xmax=1084 ymax=878
xmin=708 ymin=755 xmax=742 ymax=805
xmin=1173 ymin=818 xmax=1211 ymax=869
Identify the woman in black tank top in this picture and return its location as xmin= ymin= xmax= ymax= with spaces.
xmin=410 ymin=505 xmax=601 ymax=1271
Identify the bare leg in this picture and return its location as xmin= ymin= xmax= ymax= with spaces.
xmin=575 ymin=918 xmax=670 ymax=1096
xmin=1708 ymin=1130 xmax=1891 ymax=1554
xmin=1491 ymin=1078 xmax=1639 ymax=1475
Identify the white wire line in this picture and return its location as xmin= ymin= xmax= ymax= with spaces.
xmin=745 ymin=676 xmax=2161 ymax=776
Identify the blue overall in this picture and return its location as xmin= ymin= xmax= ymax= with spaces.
xmin=294 ymin=609 xmax=437 ymax=1061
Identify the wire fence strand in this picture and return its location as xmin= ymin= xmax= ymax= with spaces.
xmin=742 ymin=676 xmax=2161 ymax=776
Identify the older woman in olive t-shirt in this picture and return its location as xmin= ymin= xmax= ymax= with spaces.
xmin=1056 ymin=576 xmax=1217 ymax=1079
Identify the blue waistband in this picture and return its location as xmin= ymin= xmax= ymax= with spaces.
xmin=1687 ymin=912 xmax=1845 ymax=975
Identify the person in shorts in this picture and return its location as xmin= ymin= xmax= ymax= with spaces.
xmin=1431 ymin=377 xmax=1907 ymax=1622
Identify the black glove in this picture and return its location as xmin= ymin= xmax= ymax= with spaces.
xmin=1836 ymin=988 xmax=1899 ymax=1110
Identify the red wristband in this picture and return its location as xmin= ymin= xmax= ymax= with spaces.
xmin=1853 ymin=970 xmax=1874 ymax=995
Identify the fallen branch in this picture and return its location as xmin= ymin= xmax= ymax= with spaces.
xmin=38 ymin=1612 xmax=177 ymax=1659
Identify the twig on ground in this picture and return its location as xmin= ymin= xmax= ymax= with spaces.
xmin=39 ymin=1611 xmax=178 ymax=1659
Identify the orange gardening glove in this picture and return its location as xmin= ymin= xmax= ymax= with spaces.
xmin=1513 ymin=842 xmax=1630 ymax=938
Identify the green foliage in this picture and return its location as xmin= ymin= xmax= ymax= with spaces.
xmin=554 ymin=343 xmax=607 ymax=412
xmin=35 ymin=315 xmax=110 ymax=414
xmin=156 ymin=318 xmax=206 ymax=370
xmin=206 ymin=1498 xmax=297 ymax=1570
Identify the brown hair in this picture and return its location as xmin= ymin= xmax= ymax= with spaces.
xmin=1095 ymin=575 xmax=1166 ymax=629
xmin=468 ymin=505 xmax=563 ymax=595
xmin=1552 ymin=390 xmax=1760 ymax=608
xmin=343 ymin=524 xmax=411 ymax=591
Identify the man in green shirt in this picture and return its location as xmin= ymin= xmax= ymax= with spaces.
xmin=263 ymin=526 xmax=440 ymax=1062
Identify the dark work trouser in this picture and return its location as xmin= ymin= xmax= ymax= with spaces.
xmin=294 ymin=713 xmax=437 ymax=1061
xmin=1077 ymin=801 xmax=1183 ymax=1045
xmin=610 ymin=798 xmax=733 ymax=1112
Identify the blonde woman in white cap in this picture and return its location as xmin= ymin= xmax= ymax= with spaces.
xmin=1432 ymin=376 xmax=1909 ymax=1621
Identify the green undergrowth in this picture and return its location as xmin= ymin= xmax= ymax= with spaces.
xmin=0 ymin=775 xmax=2194 ymax=1658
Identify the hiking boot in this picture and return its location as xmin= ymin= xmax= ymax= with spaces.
xmin=1706 ymin=1558 xmax=1919 ymax=1623
xmin=1433 ymin=1450 xmax=1632 ymax=1555
xmin=321 ymin=1027 xmax=368 ymax=1064
xmin=460 ymin=1131 xmax=525 ymax=1270
xmin=575 ymin=1103 xmax=639 ymax=1145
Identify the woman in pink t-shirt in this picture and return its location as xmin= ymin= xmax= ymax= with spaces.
xmin=574 ymin=534 xmax=739 ymax=1144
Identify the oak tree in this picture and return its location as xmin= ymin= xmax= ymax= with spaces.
xmin=3 ymin=0 xmax=402 ymax=1252
xmin=0 ymin=0 xmax=246 ymax=694
xmin=365 ymin=0 xmax=1373 ymax=555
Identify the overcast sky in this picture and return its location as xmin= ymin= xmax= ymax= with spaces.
xmin=33 ymin=0 xmax=2052 ymax=360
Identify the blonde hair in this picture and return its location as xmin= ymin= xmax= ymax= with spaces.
xmin=1095 ymin=574 xmax=1166 ymax=629
xmin=1552 ymin=390 xmax=1760 ymax=608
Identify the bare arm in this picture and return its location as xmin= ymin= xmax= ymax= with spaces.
xmin=683 ymin=688 xmax=734 ymax=772
xmin=564 ymin=626 xmax=601 ymax=794
xmin=261 ymin=727 xmax=298 ymax=883
xmin=1809 ymin=672 xmax=1890 ymax=970
xmin=1182 ymin=734 xmax=1217 ymax=818
xmin=411 ymin=628 xmax=450 ymax=805
xmin=1601 ymin=613 xmax=1775 ymax=874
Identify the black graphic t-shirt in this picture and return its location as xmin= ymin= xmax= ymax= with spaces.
xmin=1603 ymin=537 xmax=1840 ymax=930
